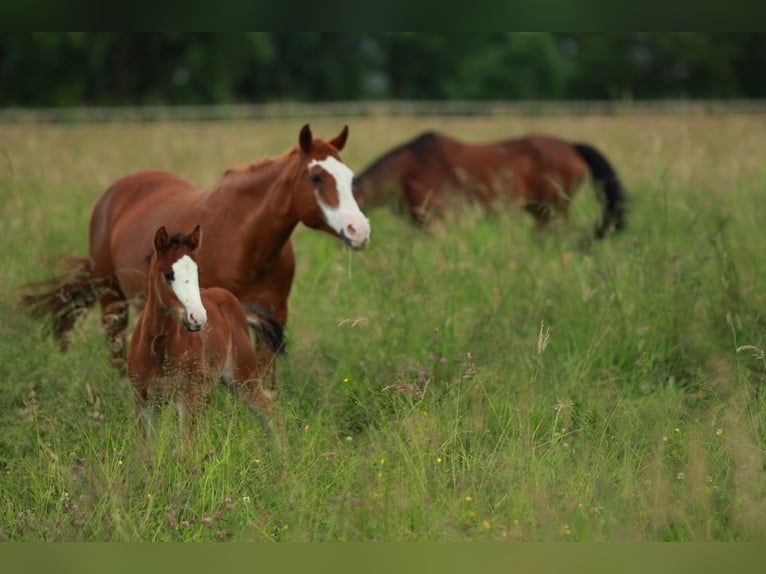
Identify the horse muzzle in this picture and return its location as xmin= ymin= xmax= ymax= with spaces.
xmin=183 ymin=321 xmax=202 ymax=332
xmin=340 ymin=220 xmax=371 ymax=251
xmin=182 ymin=308 xmax=208 ymax=332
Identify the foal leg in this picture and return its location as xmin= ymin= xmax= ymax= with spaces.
xmin=254 ymin=344 xmax=280 ymax=399
xmin=132 ymin=389 xmax=149 ymax=439
xmin=132 ymin=388 xmax=158 ymax=463
xmin=178 ymin=375 xmax=211 ymax=442
xmin=403 ymin=179 xmax=437 ymax=226
xmin=230 ymin=351 xmax=285 ymax=452
xmin=525 ymin=202 xmax=554 ymax=233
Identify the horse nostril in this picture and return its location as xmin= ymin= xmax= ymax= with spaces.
xmin=346 ymin=223 xmax=357 ymax=236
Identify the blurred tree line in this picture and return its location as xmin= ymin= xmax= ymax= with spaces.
xmin=1 ymin=33 xmax=764 ymax=107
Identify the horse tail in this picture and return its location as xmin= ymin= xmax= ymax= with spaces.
xmin=242 ymin=302 xmax=286 ymax=355
xmin=19 ymin=256 xmax=99 ymax=349
xmin=572 ymin=142 xmax=628 ymax=239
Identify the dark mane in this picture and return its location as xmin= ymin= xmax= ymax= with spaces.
xmin=143 ymin=232 xmax=189 ymax=264
xmin=355 ymin=131 xmax=443 ymax=182
xmin=168 ymin=232 xmax=185 ymax=246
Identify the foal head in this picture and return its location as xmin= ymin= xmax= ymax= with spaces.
xmin=293 ymin=124 xmax=371 ymax=250
xmin=150 ymin=225 xmax=207 ymax=332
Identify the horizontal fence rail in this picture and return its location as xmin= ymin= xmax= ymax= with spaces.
xmin=1 ymin=99 xmax=766 ymax=123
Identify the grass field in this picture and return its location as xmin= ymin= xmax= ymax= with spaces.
xmin=1 ymin=111 xmax=765 ymax=541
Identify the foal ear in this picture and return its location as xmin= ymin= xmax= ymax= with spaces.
xmin=299 ymin=124 xmax=313 ymax=153
xmin=330 ymin=125 xmax=349 ymax=151
xmin=154 ymin=226 xmax=169 ymax=252
xmin=187 ymin=224 xmax=202 ymax=251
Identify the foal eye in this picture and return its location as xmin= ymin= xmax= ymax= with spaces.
xmin=310 ymin=173 xmax=323 ymax=185
xmin=163 ymin=271 xmax=174 ymax=283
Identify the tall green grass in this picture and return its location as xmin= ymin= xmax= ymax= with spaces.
xmin=1 ymin=114 xmax=765 ymax=540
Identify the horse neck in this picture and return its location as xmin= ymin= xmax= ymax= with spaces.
xmin=141 ymin=268 xmax=184 ymax=337
xmin=206 ymin=152 xmax=302 ymax=262
xmin=356 ymin=150 xmax=407 ymax=207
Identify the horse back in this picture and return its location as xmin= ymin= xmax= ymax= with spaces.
xmin=89 ymin=170 xmax=203 ymax=297
xmin=513 ymin=134 xmax=589 ymax=176
xmin=202 ymin=287 xmax=249 ymax=327
xmin=485 ymin=135 xmax=588 ymax=201
xmin=95 ymin=170 xmax=197 ymax=217
xmin=203 ymin=286 xmax=249 ymax=331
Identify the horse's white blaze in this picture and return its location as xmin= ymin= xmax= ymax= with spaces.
xmin=170 ymin=255 xmax=207 ymax=329
xmin=310 ymin=156 xmax=371 ymax=249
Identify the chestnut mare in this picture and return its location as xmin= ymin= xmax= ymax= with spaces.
xmin=22 ymin=124 xmax=370 ymax=379
xmin=353 ymin=131 xmax=626 ymax=238
xmin=127 ymin=225 xmax=282 ymax=444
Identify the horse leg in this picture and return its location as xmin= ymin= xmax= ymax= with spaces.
xmin=98 ymin=278 xmax=129 ymax=371
xmin=131 ymin=386 xmax=157 ymax=462
xmin=525 ymin=202 xmax=554 ymax=232
xmin=229 ymin=340 xmax=285 ymax=451
xmin=250 ymin=310 xmax=286 ymax=453
xmin=247 ymin=379 xmax=285 ymax=453
xmin=255 ymin=343 xmax=279 ymax=395
xmin=249 ymin=358 xmax=284 ymax=438
xmin=177 ymin=400 xmax=197 ymax=451
xmin=555 ymin=201 xmax=571 ymax=227
xmin=177 ymin=374 xmax=213 ymax=454
xmin=244 ymin=266 xmax=290 ymax=402
xmin=247 ymin=378 xmax=285 ymax=451
xmin=242 ymin=301 xmax=285 ymax=394
xmin=403 ymin=179 xmax=435 ymax=226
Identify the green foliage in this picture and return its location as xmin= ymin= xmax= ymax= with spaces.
xmin=1 ymin=33 xmax=766 ymax=107
xmin=449 ymin=33 xmax=568 ymax=100
xmin=557 ymin=32 xmax=766 ymax=99
xmin=1 ymin=114 xmax=766 ymax=540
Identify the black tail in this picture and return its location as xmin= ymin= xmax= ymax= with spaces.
xmin=572 ymin=143 xmax=627 ymax=239
xmin=242 ymin=302 xmax=286 ymax=355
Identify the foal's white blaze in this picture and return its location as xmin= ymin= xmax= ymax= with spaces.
xmin=170 ymin=255 xmax=207 ymax=330
xmin=309 ymin=156 xmax=371 ymax=249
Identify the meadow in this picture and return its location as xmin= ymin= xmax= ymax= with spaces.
xmin=0 ymin=111 xmax=765 ymax=541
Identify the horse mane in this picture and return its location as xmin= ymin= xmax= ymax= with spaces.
xmin=215 ymin=145 xmax=302 ymax=191
xmin=221 ymin=156 xmax=278 ymax=179
xmin=355 ymin=131 xmax=445 ymax=181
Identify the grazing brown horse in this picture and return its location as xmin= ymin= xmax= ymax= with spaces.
xmin=127 ymin=225 xmax=282 ymax=444
xmin=353 ymin=131 xmax=626 ymax=238
xmin=22 ymin=124 xmax=370 ymax=378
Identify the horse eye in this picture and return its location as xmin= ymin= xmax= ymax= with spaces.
xmin=163 ymin=271 xmax=174 ymax=283
xmin=310 ymin=173 xmax=323 ymax=185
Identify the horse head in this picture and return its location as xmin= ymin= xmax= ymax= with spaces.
xmin=293 ymin=124 xmax=370 ymax=250
xmin=151 ymin=225 xmax=208 ymax=332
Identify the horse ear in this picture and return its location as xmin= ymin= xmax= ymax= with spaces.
xmin=299 ymin=124 xmax=312 ymax=153
xmin=154 ymin=226 xmax=169 ymax=252
xmin=330 ymin=125 xmax=349 ymax=151
xmin=187 ymin=224 xmax=202 ymax=251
